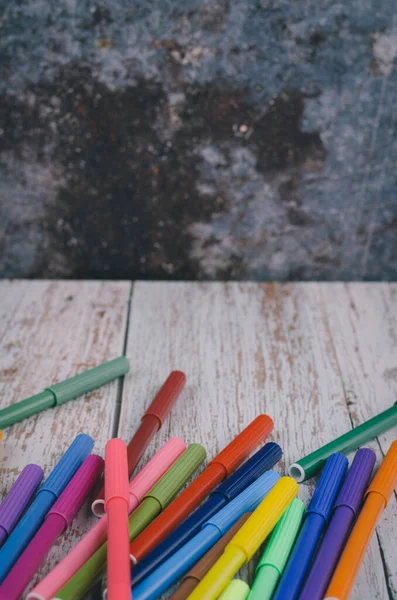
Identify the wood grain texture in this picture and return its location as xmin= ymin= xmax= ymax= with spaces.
xmin=0 ymin=280 xmax=131 ymax=594
xmin=120 ymin=282 xmax=396 ymax=600
xmin=322 ymin=283 xmax=397 ymax=599
xmin=0 ymin=281 xmax=396 ymax=600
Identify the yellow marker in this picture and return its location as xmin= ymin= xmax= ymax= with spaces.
xmin=187 ymin=477 xmax=299 ymax=600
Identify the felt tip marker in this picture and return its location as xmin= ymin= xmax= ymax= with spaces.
xmin=299 ymin=448 xmax=376 ymax=600
xmin=187 ymin=476 xmax=299 ymax=600
xmin=325 ymin=441 xmax=397 ymax=600
xmin=0 ymin=455 xmax=103 ymax=600
xmin=168 ymin=514 xmax=251 ymax=600
xmin=0 ymin=357 xmax=130 ymax=430
xmin=247 ymin=498 xmax=305 ymax=600
xmin=105 ymin=440 xmax=131 ymax=600
xmin=27 ymin=438 xmax=185 ymax=600
xmin=55 ymin=444 xmax=206 ymax=600
xmin=129 ymin=415 xmax=274 ymax=564
xmin=130 ymin=471 xmax=280 ymax=600
xmin=0 ymin=433 xmax=94 ymax=582
xmin=289 ymin=403 xmax=397 ymax=481
xmin=273 ymin=453 xmax=348 ymax=600
xmin=94 ymin=371 xmax=186 ymax=507
xmin=132 ymin=442 xmax=282 ymax=585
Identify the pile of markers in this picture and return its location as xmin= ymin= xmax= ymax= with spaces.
xmin=0 ymin=357 xmax=396 ymax=600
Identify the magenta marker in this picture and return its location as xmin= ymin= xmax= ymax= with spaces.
xmin=0 ymin=454 xmax=103 ymax=600
xmin=0 ymin=465 xmax=44 ymax=547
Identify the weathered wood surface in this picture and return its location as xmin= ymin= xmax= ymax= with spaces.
xmin=0 ymin=281 xmax=396 ymax=599
xmin=0 ymin=280 xmax=131 ymax=595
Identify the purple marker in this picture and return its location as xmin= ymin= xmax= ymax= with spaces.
xmin=0 ymin=454 xmax=103 ymax=600
xmin=299 ymin=448 xmax=376 ymax=600
xmin=0 ymin=465 xmax=44 ymax=547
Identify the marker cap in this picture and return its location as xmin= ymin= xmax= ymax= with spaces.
xmin=206 ymin=471 xmax=280 ymax=535
xmin=365 ymin=440 xmax=397 ymax=506
xmin=334 ymin=448 xmax=376 ymax=514
xmin=143 ymin=371 xmax=186 ymax=426
xmin=256 ymin=498 xmax=305 ymax=574
xmin=46 ymin=357 xmax=130 ymax=406
xmin=188 ymin=514 xmax=251 ymax=582
xmin=0 ymin=465 xmax=44 ymax=537
xmin=306 ymin=454 xmax=348 ymax=522
xmin=129 ymin=438 xmax=186 ymax=504
xmin=210 ymin=416 xmax=274 ymax=476
xmin=38 ymin=434 xmax=94 ymax=499
xmin=213 ymin=443 xmax=282 ymax=502
xmin=231 ymin=477 xmax=299 ymax=561
xmin=48 ymin=455 xmax=104 ymax=528
xmin=145 ymin=444 xmax=207 ymax=509
xmin=105 ymin=439 xmax=129 ymax=510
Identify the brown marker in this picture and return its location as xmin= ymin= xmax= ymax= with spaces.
xmin=169 ymin=513 xmax=251 ymax=600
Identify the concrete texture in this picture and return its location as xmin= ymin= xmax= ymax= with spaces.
xmin=0 ymin=0 xmax=396 ymax=280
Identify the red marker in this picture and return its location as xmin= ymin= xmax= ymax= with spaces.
xmin=129 ymin=414 xmax=274 ymax=563
xmin=94 ymin=370 xmax=186 ymax=505
xmin=105 ymin=439 xmax=131 ymax=600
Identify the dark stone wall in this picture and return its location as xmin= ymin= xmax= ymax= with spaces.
xmin=1 ymin=0 xmax=396 ymax=280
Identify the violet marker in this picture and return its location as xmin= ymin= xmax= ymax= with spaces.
xmin=0 ymin=454 xmax=104 ymax=600
xmin=0 ymin=465 xmax=44 ymax=547
xmin=299 ymin=448 xmax=376 ymax=600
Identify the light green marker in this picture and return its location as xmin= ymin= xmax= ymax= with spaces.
xmin=54 ymin=443 xmax=206 ymax=600
xmin=248 ymin=498 xmax=305 ymax=600
xmin=219 ymin=579 xmax=250 ymax=600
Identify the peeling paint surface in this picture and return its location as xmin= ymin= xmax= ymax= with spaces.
xmin=0 ymin=0 xmax=396 ymax=280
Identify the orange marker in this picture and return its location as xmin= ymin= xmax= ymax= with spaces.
xmin=105 ymin=439 xmax=131 ymax=600
xmin=129 ymin=415 xmax=274 ymax=563
xmin=325 ymin=440 xmax=397 ymax=600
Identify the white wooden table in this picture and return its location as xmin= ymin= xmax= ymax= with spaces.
xmin=0 ymin=281 xmax=396 ymax=600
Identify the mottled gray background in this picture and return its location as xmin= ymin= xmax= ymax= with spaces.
xmin=0 ymin=0 xmax=396 ymax=280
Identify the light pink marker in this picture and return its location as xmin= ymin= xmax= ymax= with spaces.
xmin=27 ymin=437 xmax=185 ymax=600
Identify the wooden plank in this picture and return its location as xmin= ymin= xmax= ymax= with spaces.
xmin=0 ymin=280 xmax=131 ymax=593
xmin=0 ymin=280 xmax=28 ymax=343
xmin=323 ymin=282 xmax=397 ymax=598
xmin=120 ymin=282 xmax=390 ymax=599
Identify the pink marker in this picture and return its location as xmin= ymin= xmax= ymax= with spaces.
xmin=0 ymin=454 xmax=103 ymax=600
xmin=105 ymin=438 xmax=131 ymax=600
xmin=27 ymin=438 xmax=185 ymax=600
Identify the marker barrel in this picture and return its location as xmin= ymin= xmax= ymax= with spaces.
xmin=0 ymin=434 xmax=93 ymax=582
xmin=129 ymin=415 xmax=274 ymax=563
xmin=290 ymin=403 xmax=397 ymax=481
xmin=132 ymin=442 xmax=282 ymax=585
xmin=300 ymin=448 xmax=376 ymax=600
xmin=325 ymin=441 xmax=397 ymax=600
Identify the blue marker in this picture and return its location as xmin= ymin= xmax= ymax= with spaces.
xmin=0 ymin=433 xmax=93 ymax=581
xmin=132 ymin=442 xmax=282 ymax=585
xmin=272 ymin=453 xmax=348 ymax=600
xmin=131 ymin=470 xmax=280 ymax=600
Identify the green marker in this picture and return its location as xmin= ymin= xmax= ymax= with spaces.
xmin=0 ymin=357 xmax=130 ymax=428
xmin=219 ymin=579 xmax=250 ymax=600
xmin=248 ymin=498 xmax=304 ymax=600
xmin=289 ymin=403 xmax=397 ymax=481
xmin=55 ymin=444 xmax=206 ymax=600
